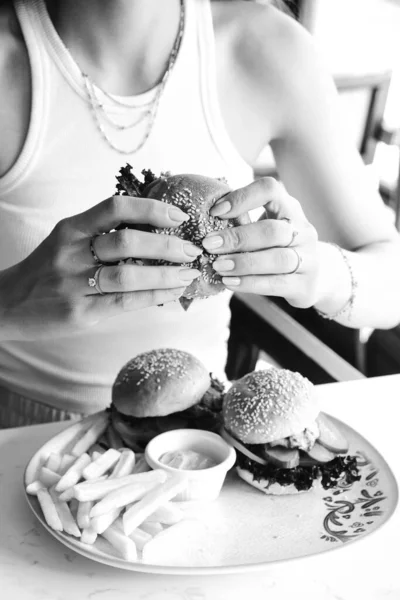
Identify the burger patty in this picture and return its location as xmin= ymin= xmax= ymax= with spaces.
xmin=110 ymin=402 xmax=222 ymax=451
xmin=237 ymin=452 xmax=361 ymax=492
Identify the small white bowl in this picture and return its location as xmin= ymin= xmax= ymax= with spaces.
xmin=145 ymin=429 xmax=236 ymax=501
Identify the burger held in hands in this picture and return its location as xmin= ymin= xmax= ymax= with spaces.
xmin=115 ymin=165 xmax=249 ymax=310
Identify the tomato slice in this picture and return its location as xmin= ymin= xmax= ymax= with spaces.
xmin=220 ymin=428 xmax=267 ymax=465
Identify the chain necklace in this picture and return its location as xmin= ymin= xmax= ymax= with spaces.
xmin=81 ymin=0 xmax=185 ymax=156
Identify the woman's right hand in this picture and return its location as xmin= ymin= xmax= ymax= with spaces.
xmin=0 ymin=195 xmax=202 ymax=341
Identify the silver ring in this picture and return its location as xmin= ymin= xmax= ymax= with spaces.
xmin=88 ymin=265 xmax=105 ymax=295
xmin=90 ymin=236 xmax=101 ymax=264
xmin=288 ymin=248 xmax=302 ymax=274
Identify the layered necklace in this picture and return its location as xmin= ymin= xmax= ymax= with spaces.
xmin=81 ymin=0 xmax=185 ymax=155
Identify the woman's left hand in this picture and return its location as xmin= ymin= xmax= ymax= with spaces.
xmin=202 ymin=177 xmax=320 ymax=309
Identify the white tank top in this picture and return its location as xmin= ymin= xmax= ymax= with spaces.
xmin=0 ymin=0 xmax=253 ymax=413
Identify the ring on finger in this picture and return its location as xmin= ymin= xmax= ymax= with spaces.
xmin=88 ymin=265 xmax=105 ymax=295
xmin=288 ymin=248 xmax=302 ymax=274
xmin=90 ymin=236 xmax=102 ymax=264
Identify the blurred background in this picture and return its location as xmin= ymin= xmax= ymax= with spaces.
xmin=228 ymin=0 xmax=400 ymax=384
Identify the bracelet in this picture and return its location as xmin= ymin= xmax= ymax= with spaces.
xmin=315 ymin=243 xmax=358 ymax=321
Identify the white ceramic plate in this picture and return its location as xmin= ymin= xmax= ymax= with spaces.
xmin=24 ymin=412 xmax=398 ymax=575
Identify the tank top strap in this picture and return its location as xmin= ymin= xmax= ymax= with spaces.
xmin=194 ymin=0 xmax=250 ymax=173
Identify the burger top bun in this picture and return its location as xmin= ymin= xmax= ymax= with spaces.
xmin=222 ymin=368 xmax=319 ymax=444
xmin=115 ymin=166 xmax=250 ymax=309
xmin=112 ymin=348 xmax=211 ymax=417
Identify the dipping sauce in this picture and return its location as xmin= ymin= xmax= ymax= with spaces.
xmin=159 ymin=449 xmax=217 ymax=470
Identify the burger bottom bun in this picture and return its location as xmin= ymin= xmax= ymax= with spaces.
xmin=236 ymin=466 xmax=321 ymax=496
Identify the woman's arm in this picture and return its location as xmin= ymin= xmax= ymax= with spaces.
xmin=268 ymin=14 xmax=400 ymax=328
xmin=214 ymin=3 xmax=400 ymax=329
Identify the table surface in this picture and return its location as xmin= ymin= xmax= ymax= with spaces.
xmin=1 ymin=374 xmax=399 ymax=600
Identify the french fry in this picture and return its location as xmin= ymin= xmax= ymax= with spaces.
xmin=110 ymin=449 xmax=135 ymax=479
xmin=49 ymin=489 xmax=81 ymax=537
xmin=81 ymin=525 xmax=98 ymax=545
xmin=77 ymin=500 xmax=94 ymax=530
xmin=45 ymin=453 xmax=62 ymax=473
xmin=74 ymin=470 xmax=167 ymax=502
xmin=24 ymin=412 xmax=102 ymax=486
xmin=58 ymin=487 xmax=76 ymax=502
xmin=55 ymin=453 xmax=91 ymax=492
xmin=146 ymin=501 xmax=185 ymax=525
xmin=89 ymin=480 xmax=160 ymax=518
xmin=59 ymin=454 xmax=77 ymax=475
xmin=89 ymin=444 xmax=105 ymax=457
xmin=70 ymin=413 xmax=109 ymax=457
xmin=26 ymin=480 xmax=46 ymax=496
xmin=101 ymin=522 xmax=137 ymax=561
xmin=140 ymin=521 xmax=163 ymax=537
xmin=82 ymin=449 xmax=121 ymax=480
xmin=91 ymin=451 xmax=103 ymax=462
xmin=39 ymin=467 xmax=61 ymax=488
xmin=128 ymin=526 xmax=152 ymax=551
xmin=123 ymin=475 xmax=187 ymax=536
xmin=131 ymin=455 xmax=150 ymax=474
xmin=105 ymin=424 xmax=124 ymax=450
xmin=37 ymin=488 xmax=63 ymax=532
xmin=91 ymin=507 xmax=121 ymax=534
xmin=59 ymin=474 xmax=109 ymax=501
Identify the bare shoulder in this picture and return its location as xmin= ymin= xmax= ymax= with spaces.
xmin=0 ymin=1 xmax=31 ymax=178
xmin=211 ymin=1 xmax=337 ymax=142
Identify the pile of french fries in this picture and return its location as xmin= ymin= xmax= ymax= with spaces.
xmin=25 ymin=412 xmax=192 ymax=563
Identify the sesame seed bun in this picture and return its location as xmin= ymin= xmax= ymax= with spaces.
xmin=112 ymin=348 xmax=211 ymax=417
xmin=222 ymin=368 xmax=318 ymax=444
xmin=143 ymin=173 xmax=233 ymax=304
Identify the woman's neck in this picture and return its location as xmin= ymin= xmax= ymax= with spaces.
xmin=46 ymin=0 xmax=182 ymax=95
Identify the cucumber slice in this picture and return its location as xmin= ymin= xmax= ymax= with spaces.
xmin=220 ymin=428 xmax=267 ymax=465
xmin=316 ymin=413 xmax=349 ymax=454
xmin=263 ymin=446 xmax=300 ymax=469
xmin=301 ymin=441 xmax=336 ymax=465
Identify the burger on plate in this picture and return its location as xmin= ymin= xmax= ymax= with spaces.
xmin=110 ymin=348 xmax=225 ymax=451
xmin=115 ymin=165 xmax=249 ymax=310
xmin=221 ymin=368 xmax=360 ymax=494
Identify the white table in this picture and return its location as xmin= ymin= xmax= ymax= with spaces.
xmin=1 ymin=375 xmax=399 ymax=600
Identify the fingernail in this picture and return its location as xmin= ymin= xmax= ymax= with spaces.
xmin=210 ymin=200 xmax=231 ymax=217
xmin=179 ymin=268 xmax=201 ymax=282
xmin=213 ymin=259 xmax=235 ymax=272
xmin=169 ymin=207 xmax=190 ymax=222
xmin=184 ymin=243 xmax=203 ymax=258
xmin=172 ymin=287 xmax=186 ymax=297
xmin=202 ymin=235 xmax=223 ymax=250
xmin=222 ymin=276 xmax=241 ymax=286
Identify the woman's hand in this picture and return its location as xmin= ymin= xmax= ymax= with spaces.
xmin=202 ymin=177 xmax=321 ymax=309
xmin=0 ymin=195 xmax=202 ymax=341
